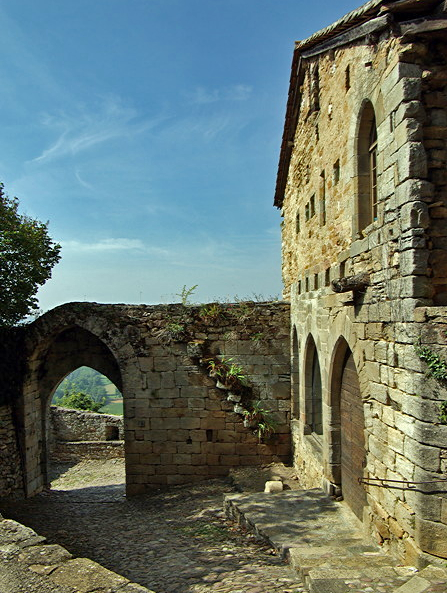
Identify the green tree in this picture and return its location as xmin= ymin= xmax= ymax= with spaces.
xmin=0 ymin=183 xmax=61 ymax=326
xmin=53 ymin=391 xmax=106 ymax=413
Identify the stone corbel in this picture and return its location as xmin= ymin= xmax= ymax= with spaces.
xmin=331 ymin=273 xmax=370 ymax=294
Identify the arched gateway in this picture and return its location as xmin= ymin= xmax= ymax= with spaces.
xmin=17 ymin=301 xmax=291 ymax=497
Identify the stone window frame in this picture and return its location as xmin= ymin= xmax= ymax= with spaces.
xmin=319 ymin=170 xmax=326 ymax=226
xmin=354 ymin=100 xmax=379 ymax=235
xmin=291 ymin=326 xmax=300 ymax=420
xmin=303 ymin=333 xmax=323 ymax=439
xmin=307 ymin=60 xmax=320 ymax=114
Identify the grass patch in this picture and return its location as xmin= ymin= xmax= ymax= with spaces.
xmin=101 ymin=399 xmax=123 ymax=415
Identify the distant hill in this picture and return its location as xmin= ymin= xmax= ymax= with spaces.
xmin=53 ymin=366 xmax=123 ymax=415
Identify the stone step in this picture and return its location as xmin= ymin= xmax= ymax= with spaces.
xmin=288 ymin=544 xmax=398 ymax=576
xmin=393 ymin=565 xmax=447 ymax=593
xmin=306 ymin=566 xmax=419 ymax=593
xmin=224 ymin=488 xmax=447 ymax=593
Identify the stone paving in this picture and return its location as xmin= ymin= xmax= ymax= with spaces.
xmin=0 ymin=460 xmax=306 ymax=593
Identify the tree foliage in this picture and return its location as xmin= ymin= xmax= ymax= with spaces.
xmin=0 ymin=183 xmax=61 ymax=326
xmin=53 ymin=366 xmax=120 ymax=402
xmin=53 ymin=391 xmax=106 ymax=413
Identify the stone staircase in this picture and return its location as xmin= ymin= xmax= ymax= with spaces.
xmin=224 ymin=489 xmax=447 ymax=593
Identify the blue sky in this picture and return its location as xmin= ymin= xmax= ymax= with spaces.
xmin=1 ymin=0 xmax=361 ymax=310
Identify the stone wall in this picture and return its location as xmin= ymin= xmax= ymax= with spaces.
xmin=49 ymin=407 xmax=125 ymax=462
xmin=0 ymin=405 xmax=24 ymax=498
xmin=20 ymin=300 xmax=291 ymax=497
xmin=51 ymin=441 xmax=124 ymax=463
xmin=50 ymin=407 xmax=124 ymax=443
xmin=276 ymin=2 xmax=447 ymax=564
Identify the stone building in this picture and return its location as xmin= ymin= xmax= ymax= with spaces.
xmin=275 ymin=0 xmax=447 ymax=563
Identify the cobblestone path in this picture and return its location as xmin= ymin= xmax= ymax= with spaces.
xmin=0 ymin=461 xmax=305 ymax=593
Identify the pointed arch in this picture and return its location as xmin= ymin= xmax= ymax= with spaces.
xmin=291 ymin=326 xmax=300 ymax=419
xmin=22 ymin=325 xmax=122 ymax=495
xmin=304 ymin=334 xmax=323 ymax=436
xmin=355 ymin=100 xmax=378 ymax=234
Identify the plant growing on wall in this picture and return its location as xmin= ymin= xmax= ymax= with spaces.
xmin=176 ymin=284 xmax=198 ymax=307
xmin=242 ymin=400 xmax=278 ymax=442
xmin=199 ymin=303 xmax=224 ymax=320
xmin=206 ymin=356 xmax=247 ymax=389
xmin=204 ymin=354 xmax=278 ymax=442
xmin=414 ymin=340 xmax=447 ymax=382
xmin=414 ymin=339 xmax=447 ymax=424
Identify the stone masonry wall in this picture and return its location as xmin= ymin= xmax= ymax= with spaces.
xmin=49 ymin=407 xmax=124 ymax=442
xmin=0 ymin=405 xmax=24 ymax=498
xmin=21 ymin=301 xmax=291 ymax=497
xmin=51 ymin=441 xmax=124 ymax=463
xmin=279 ymin=11 xmax=447 ymax=564
xmin=49 ymin=407 xmax=124 ymax=463
xmin=123 ymin=301 xmax=291 ymax=494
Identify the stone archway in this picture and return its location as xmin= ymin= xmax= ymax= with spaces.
xmin=22 ymin=325 xmax=122 ymax=496
xmin=330 ymin=337 xmax=366 ymax=520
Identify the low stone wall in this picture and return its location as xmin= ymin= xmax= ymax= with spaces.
xmin=0 ymin=514 xmax=154 ymax=592
xmin=0 ymin=405 xmax=24 ymax=498
xmin=50 ymin=406 xmax=124 ymax=442
xmin=51 ymin=441 xmax=124 ymax=463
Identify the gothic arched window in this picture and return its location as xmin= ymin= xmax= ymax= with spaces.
xmin=356 ymin=101 xmax=378 ymax=233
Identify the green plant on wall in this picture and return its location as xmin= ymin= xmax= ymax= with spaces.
xmin=203 ymin=354 xmax=278 ymax=441
xmin=439 ymin=401 xmax=447 ymax=425
xmin=199 ymin=303 xmax=224 ymax=320
xmin=207 ymin=356 xmax=247 ymax=388
xmin=176 ymin=284 xmax=198 ymax=307
xmin=414 ymin=339 xmax=447 ymax=424
xmin=155 ymin=320 xmax=186 ymax=344
xmin=414 ymin=340 xmax=447 ymax=382
xmin=242 ymin=400 xmax=278 ymax=442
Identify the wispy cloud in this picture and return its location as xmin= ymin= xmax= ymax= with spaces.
xmin=31 ymin=97 xmax=162 ymax=164
xmin=186 ymin=84 xmax=252 ymax=105
xmin=60 ymin=238 xmax=169 ymax=256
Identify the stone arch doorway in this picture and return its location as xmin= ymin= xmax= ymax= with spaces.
xmin=330 ymin=338 xmax=366 ymax=520
xmin=22 ymin=325 xmax=123 ymax=496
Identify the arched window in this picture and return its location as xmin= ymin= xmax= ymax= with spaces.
xmin=356 ymin=101 xmax=378 ymax=233
xmin=291 ymin=327 xmax=299 ymax=419
xmin=304 ymin=335 xmax=323 ymax=436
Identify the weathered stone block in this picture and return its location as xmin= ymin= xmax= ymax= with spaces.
xmin=50 ymin=558 xmax=129 ymax=592
xmin=399 ymin=249 xmax=429 ymax=276
xmin=386 ymin=78 xmax=422 ymax=114
xmin=397 ymin=143 xmax=427 ymax=183
xmin=416 ymin=517 xmax=447 ymax=557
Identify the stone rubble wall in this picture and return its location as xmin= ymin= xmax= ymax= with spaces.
xmin=21 ymin=301 xmax=291 ymax=497
xmin=49 ymin=407 xmax=125 ymax=462
xmin=0 ymin=405 xmax=24 ymax=498
xmin=49 ymin=406 xmax=124 ymax=443
xmin=51 ymin=441 xmax=124 ymax=463
xmin=280 ymin=15 xmax=447 ymax=564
